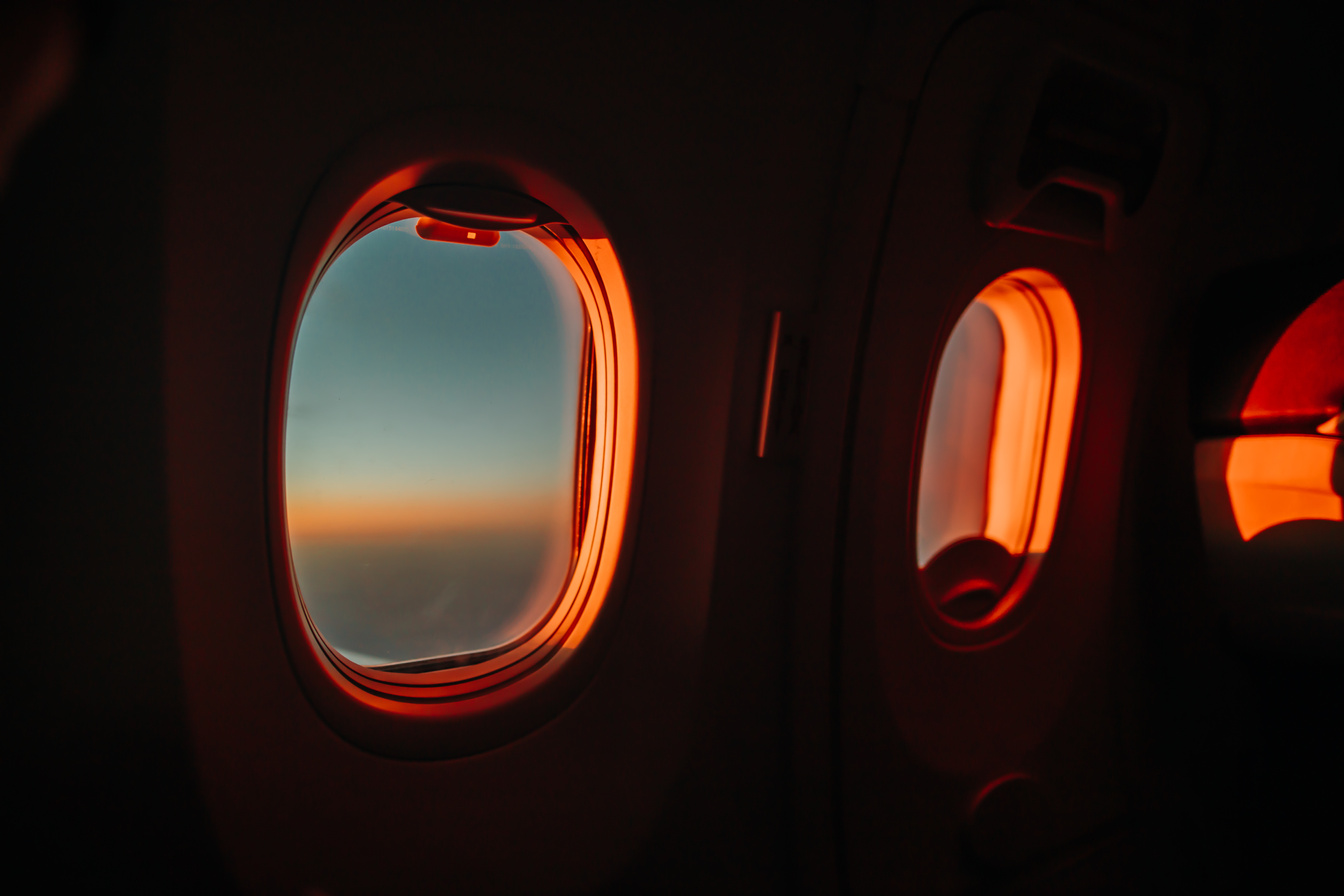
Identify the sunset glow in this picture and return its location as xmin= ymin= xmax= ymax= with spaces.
xmin=918 ymin=271 xmax=1079 ymax=563
xmin=1225 ymin=436 xmax=1342 ymax=541
xmin=285 ymin=495 xmax=567 ymax=539
xmin=1218 ymin=279 xmax=1343 ymax=541
xmin=916 ymin=270 xmax=1080 ymax=624
xmin=1241 ymin=279 xmax=1343 ymax=431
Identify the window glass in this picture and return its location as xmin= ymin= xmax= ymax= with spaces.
xmin=915 ymin=271 xmax=1080 ymax=623
xmin=284 ymin=220 xmax=586 ymax=667
xmin=1201 ymin=278 xmax=1344 ymax=542
xmin=916 ymin=301 xmax=1004 ymax=567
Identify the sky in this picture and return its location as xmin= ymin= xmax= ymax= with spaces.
xmin=284 ymin=220 xmax=585 ymax=536
xmin=283 ymin=220 xmax=586 ymax=664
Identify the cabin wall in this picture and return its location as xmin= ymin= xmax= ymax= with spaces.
xmin=6 ymin=1 xmax=1340 ymax=893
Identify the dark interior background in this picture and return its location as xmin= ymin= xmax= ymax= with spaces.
xmin=7 ymin=1 xmax=1341 ymax=892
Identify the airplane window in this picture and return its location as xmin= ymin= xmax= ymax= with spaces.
xmin=273 ymin=176 xmax=638 ymax=736
xmin=1222 ymin=435 xmax=1341 ymax=540
xmin=1203 ymin=279 xmax=1343 ymax=542
xmin=284 ymin=218 xmax=587 ymax=669
xmin=916 ymin=270 xmax=1081 ymax=625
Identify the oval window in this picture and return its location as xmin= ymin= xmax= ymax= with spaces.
xmin=1198 ymin=277 xmax=1343 ymax=542
xmin=286 ymin=221 xmax=584 ymax=667
xmin=279 ymin=182 xmax=638 ymax=704
xmin=915 ymin=270 xmax=1081 ymax=626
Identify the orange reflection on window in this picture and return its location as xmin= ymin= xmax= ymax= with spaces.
xmin=976 ymin=274 xmax=1081 ymax=555
xmin=531 ymin=236 xmax=640 ymax=646
xmin=916 ymin=270 xmax=1081 ymax=626
xmin=1225 ymin=435 xmax=1342 ymax=541
xmin=285 ymin=495 xmax=563 ymax=539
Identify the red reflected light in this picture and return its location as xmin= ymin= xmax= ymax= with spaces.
xmin=1214 ymin=279 xmax=1344 ymax=541
xmin=1242 ymin=278 xmax=1343 ymax=432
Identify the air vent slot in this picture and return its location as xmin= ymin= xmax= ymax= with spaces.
xmin=981 ymin=58 xmax=1169 ymax=247
xmin=1018 ymin=60 xmax=1167 ymax=215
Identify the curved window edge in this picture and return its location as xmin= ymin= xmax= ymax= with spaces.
xmin=267 ymin=153 xmax=641 ymax=757
xmin=915 ymin=269 xmax=1081 ymax=634
xmin=1197 ymin=279 xmax=1343 ymax=546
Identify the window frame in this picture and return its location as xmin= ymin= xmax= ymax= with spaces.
xmin=267 ymin=148 xmax=642 ymax=758
xmin=1196 ymin=277 xmax=1344 ymax=545
xmin=912 ymin=268 xmax=1082 ymax=640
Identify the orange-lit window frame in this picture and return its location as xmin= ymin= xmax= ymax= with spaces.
xmin=276 ymin=188 xmax=639 ymax=710
xmin=1198 ymin=280 xmax=1343 ymax=543
xmin=1220 ymin=434 xmax=1341 ymax=540
xmin=916 ymin=269 xmax=1081 ymax=627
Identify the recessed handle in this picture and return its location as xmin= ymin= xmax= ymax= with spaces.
xmin=393 ymin=184 xmax=564 ymax=231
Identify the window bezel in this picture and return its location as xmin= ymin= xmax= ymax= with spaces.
xmin=1196 ymin=277 xmax=1343 ymax=545
xmin=267 ymin=137 xmax=642 ymax=758
xmin=911 ymin=268 xmax=1082 ymax=644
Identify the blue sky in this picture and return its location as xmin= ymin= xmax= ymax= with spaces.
xmin=284 ymin=221 xmax=584 ymax=517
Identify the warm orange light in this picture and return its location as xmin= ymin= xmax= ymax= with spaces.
xmin=463 ymin=231 xmax=639 ymax=654
xmin=286 ymin=495 xmax=562 ymax=539
xmin=1224 ymin=435 xmax=1342 ymax=540
xmin=920 ymin=271 xmax=1080 ymax=561
xmin=543 ymin=236 xmax=639 ymax=646
xmin=980 ymin=284 xmax=1047 ymax=553
xmin=916 ymin=269 xmax=1081 ymax=627
xmin=1018 ymin=274 xmax=1080 ymax=555
xmin=978 ymin=280 xmax=1048 ymax=553
xmin=971 ymin=275 xmax=1081 ymax=555
xmin=1207 ymin=279 xmax=1344 ymax=541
